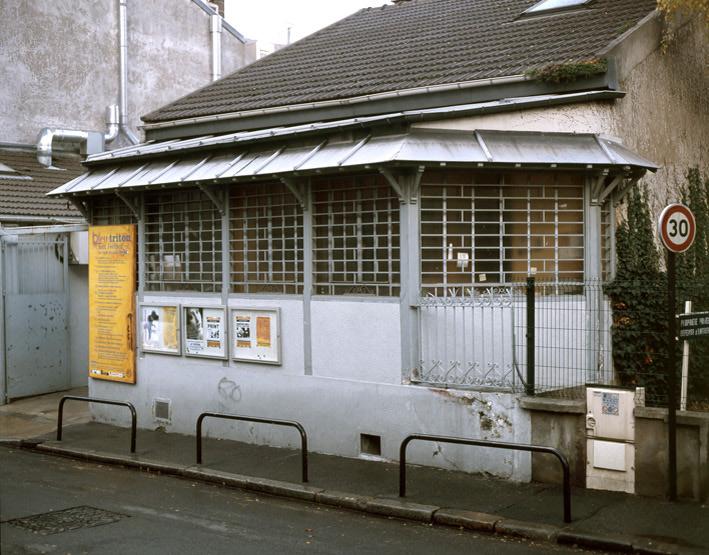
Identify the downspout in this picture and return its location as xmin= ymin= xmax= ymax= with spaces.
xmin=210 ymin=12 xmax=222 ymax=81
xmin=119 ymin=0 xmax=140 ymax=144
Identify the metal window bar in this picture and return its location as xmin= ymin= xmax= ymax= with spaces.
xmin=312 ymin=176 xmax=400 ymax=296
xmin=90 ymin=195 xmax=136 ymax=225
xmin=420 ymin=174 xmax=584 ymax=296
xmin=144 ymin=189 xmax=222 ymax=293
xmin=229 ymin=182 xmax=304 ymax=294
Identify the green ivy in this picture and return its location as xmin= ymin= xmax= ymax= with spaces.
xmin=525 ymin=58 xmax=608 ymax=84
xmin=606 ymin=169 xmax=709 ymax=409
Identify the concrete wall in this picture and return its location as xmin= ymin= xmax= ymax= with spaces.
xmin=68 ymin=265 xmax=88 ymax=387
xmin=0 ymin=0 xmax=252 ymax=146
xmin=520 ymin=397 xmax=587 ymax=487
xmin=88 ymin=292 xmax=533 ymax=480
xmin=635 ymin=407 xmax=709 ymax=502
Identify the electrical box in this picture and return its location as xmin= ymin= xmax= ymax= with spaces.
xmin=585 ymin=386 xmax=644 ymax=493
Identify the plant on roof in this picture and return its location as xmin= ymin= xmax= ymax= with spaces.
xmin=657 ymin=0 xmax=709 ymax=51
xmin=525 ymin=58 xmax=608 ymax=84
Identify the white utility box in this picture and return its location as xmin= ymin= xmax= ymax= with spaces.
xmin=585 ymin=386 xmax=644 ymax=493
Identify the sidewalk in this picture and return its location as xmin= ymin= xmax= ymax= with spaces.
xmin=1 ymin=398 xmax=707 ymax=554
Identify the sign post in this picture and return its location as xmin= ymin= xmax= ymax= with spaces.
xmin=657 ymin=203 xmax=696 ymax=501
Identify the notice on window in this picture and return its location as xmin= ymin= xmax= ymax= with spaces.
xmin=183 ymin=306 xmax=227 ymax=359
xmin=232 ymin=308 xmax=280 ymax=364
xmin=88 ymin=224 xmax=136 ymax=383
xmin=140 ymin=304 xmax=180 ymax=355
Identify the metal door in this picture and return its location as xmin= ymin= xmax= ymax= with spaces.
xmin=2 ymin=234 xmax=69 ymax=399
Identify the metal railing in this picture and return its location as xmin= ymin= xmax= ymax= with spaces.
xmin=196 ymin=412 xmax=309 ymax=483
xmin=399 ymin=433 xmax=571 ymax=523
xmin=57 ymin=396 xmax=137 ymax=453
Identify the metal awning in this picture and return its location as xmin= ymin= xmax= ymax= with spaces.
xmin=49 ymin=128 xmax=659 ymax=197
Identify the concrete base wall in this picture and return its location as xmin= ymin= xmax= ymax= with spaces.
xmin=519 ymin=397 xmax=587 ymax=487
xmin=635 ymin=407 xmax=709 ymax=502
xmin=88 ymin=292 xmax=532 ymax=480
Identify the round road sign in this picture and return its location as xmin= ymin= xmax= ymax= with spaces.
xmin=658 ymin=203 xmax=696 ymax=253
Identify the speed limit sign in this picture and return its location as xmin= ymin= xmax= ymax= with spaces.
xmin=658 ymin=203 xmax=696 ymax=253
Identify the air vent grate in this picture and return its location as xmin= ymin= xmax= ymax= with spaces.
xmin=153 ymin=398 xmax=171 ymax=421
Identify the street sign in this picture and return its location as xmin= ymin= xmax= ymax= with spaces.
xmin=677 ymin=311 xmax=709 ymax=340
xmin=658 ymin=203 xmax=696 ymax=253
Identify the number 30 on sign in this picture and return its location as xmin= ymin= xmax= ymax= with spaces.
xmin=658 ymin=203 xmax=696 ymax=253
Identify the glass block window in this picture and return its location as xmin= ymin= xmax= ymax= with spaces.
xmin=601 ymin=200 xmax=613 ymax=282
xmin=144 ymin=189 xmax=222 ymax=293
xmin=420 ymin=171 xmax=585 ymax=296
xmin=229 ymin=182 xmax=304 ymax=294
xmin=312 ymin=175 xmax=400 ymax=296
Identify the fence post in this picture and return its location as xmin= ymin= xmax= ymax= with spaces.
xmin=526 ymin=276 xmax=535 ymax=396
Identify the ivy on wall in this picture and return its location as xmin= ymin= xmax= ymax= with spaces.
xmin=607 ymin=168 xmax=709 ymax=409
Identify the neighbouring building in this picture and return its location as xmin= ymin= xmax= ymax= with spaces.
xmin=49 ymin=0 xmax=708 ymax=497
xmin=0 ymin=0 xmax=253 ymax=403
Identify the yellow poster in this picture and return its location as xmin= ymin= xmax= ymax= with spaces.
xmin=88 ymin=224 xmax=136 ymax=383
xmin=256 ymin=316 xmax=271 ymax=348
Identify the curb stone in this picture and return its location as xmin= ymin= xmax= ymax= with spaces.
xmin=5 ymin=442 xmax=699 ymax=554
xmin=315 ymin=490 xmax=373 ymax=511
xmin=365 ymin=498 xmax=438 ymax=522
xmin=494 ymin=518 xmax=560 ymax=542
xmin=558 ymin=530 xmax=634 ymax=552
xmin=432 ymin=508 xmax=500 ymax=532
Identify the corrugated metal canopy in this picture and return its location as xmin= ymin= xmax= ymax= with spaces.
xmin=49 ymin=128 xmax=658 ymax=197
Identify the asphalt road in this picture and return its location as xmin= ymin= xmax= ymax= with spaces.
xmin=0 ymin=447 xmax=594 ymax=555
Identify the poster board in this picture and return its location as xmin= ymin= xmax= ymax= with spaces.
xmin=231 ymin=308 xmax=281 ymax=365
xmin=139 ymin=304 xmax=181 ymax=355
xmin=88 ymin=224 xmax=136 ymax=383
xmin=183 ymin=305 xmax=227 ymax=359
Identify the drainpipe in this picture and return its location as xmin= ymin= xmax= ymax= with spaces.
xmin=119 ymin=0 xmax=139 ymax=144
xmin=210 ymin=13 xmax=222 ymax=81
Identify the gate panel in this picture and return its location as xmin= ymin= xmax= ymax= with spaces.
xmin=5 ymin=293 xmax=68 ymax=397
xmin=3 ymin=235 xmax=69 ymax=399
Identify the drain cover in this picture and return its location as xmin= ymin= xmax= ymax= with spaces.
xmin=6 ymin=506 xmax=127 ymax=535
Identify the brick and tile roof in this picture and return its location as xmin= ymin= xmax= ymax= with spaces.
xmin=143 ymin=0 xmax=656 ymax=124
xmin=0 ymin=148 xmax=84 ymax=220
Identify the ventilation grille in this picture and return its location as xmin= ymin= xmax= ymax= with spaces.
xmin=153 ymin=398 xmax=171 ymax=421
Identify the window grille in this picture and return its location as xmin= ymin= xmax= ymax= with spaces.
xmin=90 ymin=195 xmax=136 ymax=225
xmin=144 ymin=189 xmax=222 ymax=293
xmin=601 ymin=202 xmax=613 ymax=282
xmin=312 ymin=175 xmax=400 ymax=296
xmin=420 ymin=171 xmax=584 ymax=296
xmin=229 ymin=182 xmax=304 ymax=294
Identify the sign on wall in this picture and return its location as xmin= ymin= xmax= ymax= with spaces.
xmin=183 ymin=305 xmax=227 ymax=359
xmin=140 ymin=304 xmax=181 ymax=355
xmin=88 ymin=224 xmax=136 ymax=383
xmin=231 ymin=308 xmax=281 ymax=364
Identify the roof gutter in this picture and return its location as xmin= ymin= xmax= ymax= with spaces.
xmin=143 ymin=74 xmax=530 ymax=132
xmin=0 ymin=215 xmax=85 ymax=225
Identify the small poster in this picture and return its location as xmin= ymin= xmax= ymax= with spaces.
xmin=140 ymin=304 xmax=180 ymax=355
xmin=183 ymin=305 xmax=227 ymax=359
xmin=231 ymin=308 xmax=281 ymax=364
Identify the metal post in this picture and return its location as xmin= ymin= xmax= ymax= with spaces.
xmin=526 ymin=275 xmax=535 ymax=396
xmin=667 ymin=251 xmax=678 ymax=501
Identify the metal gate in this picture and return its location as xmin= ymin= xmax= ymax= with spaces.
xmin=414 ymin=286 xmax=526 ymax=390
xmin=1 ymin=233 xmax=70 ymax=400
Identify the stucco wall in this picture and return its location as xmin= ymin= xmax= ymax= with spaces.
xmin=0 ymin=0 xmax=251 ymax=146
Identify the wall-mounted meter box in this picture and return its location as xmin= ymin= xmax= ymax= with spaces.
xmin=586 ymin=386 xmax=643 ymax=494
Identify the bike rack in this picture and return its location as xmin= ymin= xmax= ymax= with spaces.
xmin=399 ymin=433 xmax=571 ymax=523
xmin=57 ymin=395 xmax=137 ymax=453
xmin=196 ymin=412 xmax=309 ymax=483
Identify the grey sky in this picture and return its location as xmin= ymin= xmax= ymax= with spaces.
xmin=224 ymin=0 xmax=392 ymax=45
